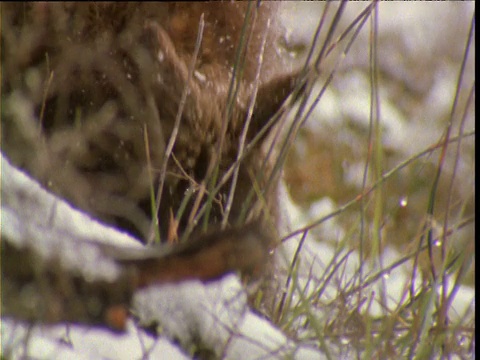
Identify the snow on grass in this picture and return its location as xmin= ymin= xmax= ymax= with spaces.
xmin=1 ymin=152 xmax=327 ymax=359
xmin=275 ymin=180 xmax=474 ymax=322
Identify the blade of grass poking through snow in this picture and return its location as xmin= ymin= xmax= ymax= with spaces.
xmin=144 ymin=123 xmax=160 ymax=243
xmin=278 ymin=249 xmax=301 ymax=328
xmin=274 ymin=230 xmax=309 ymax=324
xmin=368 ymin=0 xmax=389 ymax=317
xmin=222 ymin=16 xmax=270 ymax=228
xmin=199 ymin=1 xmax=254 ymax=232
xmin=438 ymin=12 xmax=475 ymax=336
xmin=148 ymin=14 xmax=205 ymax=244
xmin=358 ymin=1 xmax=377 ymax=312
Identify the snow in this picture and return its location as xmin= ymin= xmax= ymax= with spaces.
xmin=1 ymin=318 xmax=189 ymax=360
xmin=1 ymin=152 xmax=139 ymax=283
xmin=228 ymin=312 xmax=324 ymax=360
xmin=133 ymin=275 xmax=247 ymax=353
xmin=2 ymin=2 xmax=474 ymax=358
xmin=1 ymin=152 xmax=327 ymax=359
xmin=134 ymin=275 xmax=326 ymax=359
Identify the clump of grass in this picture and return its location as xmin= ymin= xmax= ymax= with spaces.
xmin=1 ymin=1 xmax=474 ymax=358
xmin=274 ymin=2 xmax=475 ymax=359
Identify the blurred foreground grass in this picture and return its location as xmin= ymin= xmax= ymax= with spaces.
xmin=277 ymin=2 xmax=474 ymax=358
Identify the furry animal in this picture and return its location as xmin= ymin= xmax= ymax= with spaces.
xmin=2 ymin=2 xmax=300 ymax=298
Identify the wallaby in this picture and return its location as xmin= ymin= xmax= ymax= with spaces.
xmin=2 ymin=2 xmax=300 ymax=313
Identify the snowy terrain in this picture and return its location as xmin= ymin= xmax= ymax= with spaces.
xmin=1 ymin=2 xmax=474 ymax=359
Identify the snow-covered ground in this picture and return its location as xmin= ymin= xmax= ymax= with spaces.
xmin=2 ymin=2 xmax=474 ymax=359
xmin=1 ymin=139 xmax=473 ymax=358
xmin=1 ymin=153 xmax=326 ymax=359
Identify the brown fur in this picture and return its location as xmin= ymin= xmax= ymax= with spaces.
xmin=1 ymin=1 xmax=299 ymax=299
